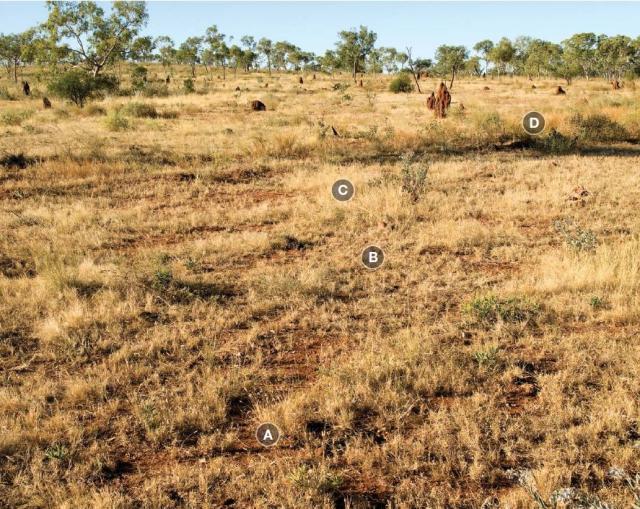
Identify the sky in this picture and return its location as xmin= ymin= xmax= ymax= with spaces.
xmin=1 ymin=1 xmax=639 ymax=59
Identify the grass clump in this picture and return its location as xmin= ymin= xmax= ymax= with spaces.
xmin=464 ymin=295 xmax=540 ymax=324
xmin=122 ymin=101 xmax=158 ymax=118
xmin=103 ymin=109 xmax=130 ymax=131
xmin=0 ymin=152 xmax=36 ymax=169
xmin=389 ymin=73 xmax=414 ymax=93
xmin=0 ymin=86 xmax=16 ymax=100
xmin=84 ymin=104 xmax=106 ymax=116
xmin=1 ymin=109 xmax=33 ymax=126
xmin=141 ymin=83 xmax=169 ymax=98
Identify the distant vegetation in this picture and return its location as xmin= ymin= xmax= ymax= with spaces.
xmin=1 ymin=1 xmax=640 ymax=100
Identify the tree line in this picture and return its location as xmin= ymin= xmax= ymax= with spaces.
xmin=1 ymin=1 xmax=639 ymax=90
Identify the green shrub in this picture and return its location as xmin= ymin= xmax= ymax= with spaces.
xmin=554 ymin=219 xmax=598 ymax=252
xmin=464 ymin=295 xmax=540 ymax=324
xmin=473 ymin=346 xmax=500 ymax=369
xmin=48 ymin=69 xmax=118 ymax=107
xmin=389 ymin=73 xmax=414 ymax=93
xmin=540 ymin=128 xmax=577 ymax=154
xmin=570 ymin=113 xmax=629 ymax=142
xmin=104 ymin=110 xmax=129 ymax=131
xmin=131 ymin=65 xmax=148 ymax=91
xmin=122 ymin=101 xmax=158 ymax=118
xmin=183 ymin=78 xmax=195 ymax=94
xmin=152 ymin=268 xmax=173 ymax=290
xmin=400 ymin=152 xmax=428 ymax=203
xmin=589 ymin=296 xmax=608 ymax=310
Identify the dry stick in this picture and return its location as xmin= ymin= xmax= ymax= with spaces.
xmin=405 ymin=47 xmax=422 ymax=94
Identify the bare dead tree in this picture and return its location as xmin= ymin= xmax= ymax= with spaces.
xmin=404 ymin=47 xmax=422 ymax=94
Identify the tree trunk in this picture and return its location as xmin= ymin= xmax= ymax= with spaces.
xmin=411 ymin=71 xmax=422 ymax=93
xmin=13 ymin=59 xmax=18 ymax=82
xmin=449 ymin=71 xmax=455 ymax=90
xmin=352 ymin=57 xmax=357 ymax=82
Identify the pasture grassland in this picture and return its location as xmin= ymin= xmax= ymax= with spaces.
xmin=1 ymin=67 xmax=640 ymax=507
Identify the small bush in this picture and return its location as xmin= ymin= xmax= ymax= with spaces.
xmin=44 ymin=443 xmax=69 ymax=462
xmin=474 ymin=346 xmax=500 ymax=369
xmin=183 ymin=78 xmax=195 ymax=94
xmin=540 ymin=128 xmax=577 ymax=154
xmin=570 ymin=113 xmax=629 ymax=142
xmin=464 ymin=295 xmax=540 ymax=325
xmin=400 ymin=152 xmax=428 ymax=203
xmin=389 ymin=73 xmax=414 ymax=93
xmin=589 ymin=296 xmax=608 ymax=310
xmin=122 ymin=101 xmax=158 ymax=118
xmin=152 ymin=268 xmax=173 ymax=290
xmin=131 ymin=65 xmax=148 ymax=91
xmin=104 ymin=110 xmax=129 ymax=131
xmin=48 ymin=70 xmax=118 ymax=107
xmin=554 ymin=219 xmax=598 ymax=252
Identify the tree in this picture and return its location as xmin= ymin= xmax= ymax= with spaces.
xmin=318 ymin=49 xmax=338 ymax=74
xmin=522 ymin=39 xmax=558 ymax=78
xmin=177 ymin=37 xmax=202 ymax=77
xmin=48 ymin=68 xmax=117 ymax=107
xmin=434 ymin=44 xmax=468 ymax=89
xmin=128 ymin=35 xmax=155 ymax=62
xmin=257 ymin=37 xmax=273 ymax=75
xmin=596 ymin=34 xmax=636 ymax=80
xmin=513 ymin=36 xmax=533 ymax=76
xmin=473 ymin=39 xmax=494 ymax=76
xmin=239 ymin=36 xmax=257 ymax=72
xmin=335 ymin=26 xmax=377 ymax=81
xmin=204 ymin=26 xmax=229 ymax=79
xmin=154 ymin=36 xmax=175 ymax=69
xmin=229 ymin=44 xmax=243 ymax=77
xmin=548 ymin=44 xmax=581 ymax=84
xmin=44 ymin=1 xmax=148 ymax=77
xmin=465 ymin=56 xmax=482 ymax=77
xmin=379 ymin=47 xmax=399 ymax=73
xmin=404 ymin=47 xmax=431 ymax=93
xmin=489 ymin=37 xmax=515 ymax=76
xmin=562 ymin=33 xmax=597 ymax=79
xmin=396 ymin=51 xmax=408 ymax=70
xmin=0 ymin=30 xmax=37 ymax=82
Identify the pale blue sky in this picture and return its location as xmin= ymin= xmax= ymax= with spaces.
xmin=1 ymin=1 xmax=639 ymax=59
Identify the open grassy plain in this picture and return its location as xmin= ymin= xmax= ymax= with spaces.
xmin=1 ymin=68 xmax=640 ymax=507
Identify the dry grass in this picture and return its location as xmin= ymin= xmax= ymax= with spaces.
xmin=1 ymin=67 xmax=640 ymax=507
